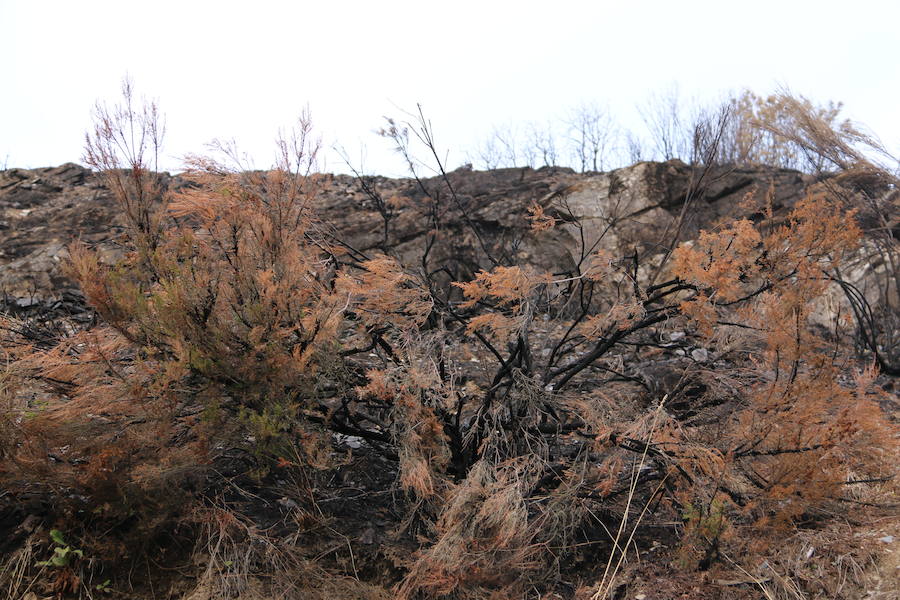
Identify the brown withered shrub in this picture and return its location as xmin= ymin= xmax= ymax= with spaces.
xmin=374 ymin=107 xmax=896 ymax=598
xmin=1 ymin=91 xmax=442 ymax=589
xmin=670 ymin=195 xmax=896 ymax=525
xmin=751 ymin=91 xmax=900 ymax=376
xmin=84 ymin=77 xmax=168 ymax=256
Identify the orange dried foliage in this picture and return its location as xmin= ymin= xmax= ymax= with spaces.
xmin=357 ymin=367 xmax=450 ymax=499
xmin=454 ymin=265 xmax=551 ymax=340
xmin=455 ymin=265 xmax=546 ymax=309
xmin=671 ymin=192 xmax=896 ymax=537
xmin=336 ymin=255 xmax=432 ymax=329
xmin=672 ymin=218 xmax=762 ymax=302
xmin=527 ymin=203 xmax=556 ymax=232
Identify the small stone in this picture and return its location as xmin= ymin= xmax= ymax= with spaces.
xmin=333 ymin=434 xmax=363 ymax=449
xmin=360 ymin=527 xmax=376 ymax=544
xmin=277 ymin=497 xmax=299 ymax=510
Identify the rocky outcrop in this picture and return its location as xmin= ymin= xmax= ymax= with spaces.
xmin=0 ymin=160 xmax=815 ymax=311
xmin=0 ymin=164 xmax=122 ymax=313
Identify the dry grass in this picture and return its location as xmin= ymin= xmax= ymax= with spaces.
xmin=0 ymin=535 xmax=41 ymax=600
xmin=187 ymin=506 xmax=390 ymax=600
xmin=592 ymin=399 xmax=669 ymax=600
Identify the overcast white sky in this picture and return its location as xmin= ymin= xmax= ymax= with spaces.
xmin=2 ymin=0 xmax=898 ymax=175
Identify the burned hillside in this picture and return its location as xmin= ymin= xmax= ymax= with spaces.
xmin=1 ymin=130 xmax=897 ymax=599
